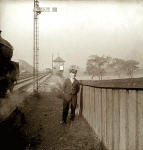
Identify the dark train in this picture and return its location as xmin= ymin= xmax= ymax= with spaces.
xmin=0 ymin=31 xmax=19 ymax=97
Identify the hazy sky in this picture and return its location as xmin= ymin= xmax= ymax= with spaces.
xmin=0 ymin=0 xmax=143 ymax=70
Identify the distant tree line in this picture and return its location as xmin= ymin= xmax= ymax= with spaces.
xmin=86 ymin=55 xmax=139 ymax=80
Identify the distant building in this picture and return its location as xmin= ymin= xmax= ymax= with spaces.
xmin=53 ymin=56 xmax=65 ymax=75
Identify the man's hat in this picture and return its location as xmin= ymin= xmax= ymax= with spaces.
xmin=69 ymin=68 xmax=77 ymax=74
xmin=69 ymin=65 xmax=78 ymax=74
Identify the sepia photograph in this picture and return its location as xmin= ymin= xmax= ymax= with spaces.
xmin=0 ymin=0 xmax=143 ymax=149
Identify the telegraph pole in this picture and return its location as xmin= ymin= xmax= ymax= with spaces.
xmin=33 ymin=0 xmax=57 ymax=94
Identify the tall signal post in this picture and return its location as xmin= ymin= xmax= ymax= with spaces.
xmin=33 ymin=0 xmax=57 ymax=94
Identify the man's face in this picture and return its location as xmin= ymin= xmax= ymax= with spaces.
xmin=70 ymin=72 xmax=76 ymax=79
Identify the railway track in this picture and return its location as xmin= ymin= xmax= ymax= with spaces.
xmin=16 ymin=76 xmax=33 ymax=85
xmin=13 ymin=73 xmax=51 ymax=91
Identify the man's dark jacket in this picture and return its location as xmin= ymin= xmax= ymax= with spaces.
xmin=63 ymin=78 xmax=80 ymax=102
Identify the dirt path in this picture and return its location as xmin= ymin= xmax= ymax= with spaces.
xmin=24 ymin=94 xmax=101 ymax=150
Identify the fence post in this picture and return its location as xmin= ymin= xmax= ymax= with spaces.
xmin=79 ymin=85 xmax=83 ymax=116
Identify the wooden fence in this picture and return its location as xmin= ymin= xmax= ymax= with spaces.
xmin=77 ymin=78 xmax=143 ymax=150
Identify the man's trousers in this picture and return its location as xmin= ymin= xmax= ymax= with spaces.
xmin=62 ymin=95 xmax=77 ymax=123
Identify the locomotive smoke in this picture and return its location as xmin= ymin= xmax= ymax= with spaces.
xmin=0 ymin=92 xmax=27 ymax=121
xmin=39 ymin=75 xmax=64 ymax=94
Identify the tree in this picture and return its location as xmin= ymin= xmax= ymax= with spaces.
xmin=86 ymin=55 xmax=140 ymax=79
xmin=86 ymin=55 xmax=109 ymax=80
xmin=109 ymin=58 xmax=125 ymax=78
xmin=123 ymin=60 xmax=139 ymax=78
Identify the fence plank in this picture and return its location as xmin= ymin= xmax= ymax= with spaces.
xmin=87 ymin=86 xmax=90 ymax=123
xmin=94 ymin=88 xmax=99 ymax=137
xmin=90 ymin=87 xmax=95 ymax=129
xmin=106 ymin=89 xmax=113 ymax=150
xmin=93 ymin=88 xmax=97 ymax=133
xmin=82 ymin=86 xmax=85 ymax=116
xmin=86 ymin=86 xmax=89 ymax=120
xmin=128 ymin=90 xmax=137 ymax=150
xmin=83 ymin=86 xmax=87 ymax=118
xmin=79 ymin=85 xmax=83 ymax=115
xmin=119 ymin=90 xmax=127 ymax=150
xmin=113 ymin=90 xmax=120 ymax=150
xmin=137 ymin=91 xmax=143 ymax=150
xmin=89 ymin=87 xmax=92 ymax=125
xmin=95 ymin=88 xmax=102 ymax=139
xmin=101 ymin=89 xmax=107 ymax=146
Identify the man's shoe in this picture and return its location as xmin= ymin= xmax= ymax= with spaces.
xmin=60 ymin=120 xmax=66 ymax=124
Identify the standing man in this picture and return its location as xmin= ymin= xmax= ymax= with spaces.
xmin=60 ymin=67 xmax=80 ymax=124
